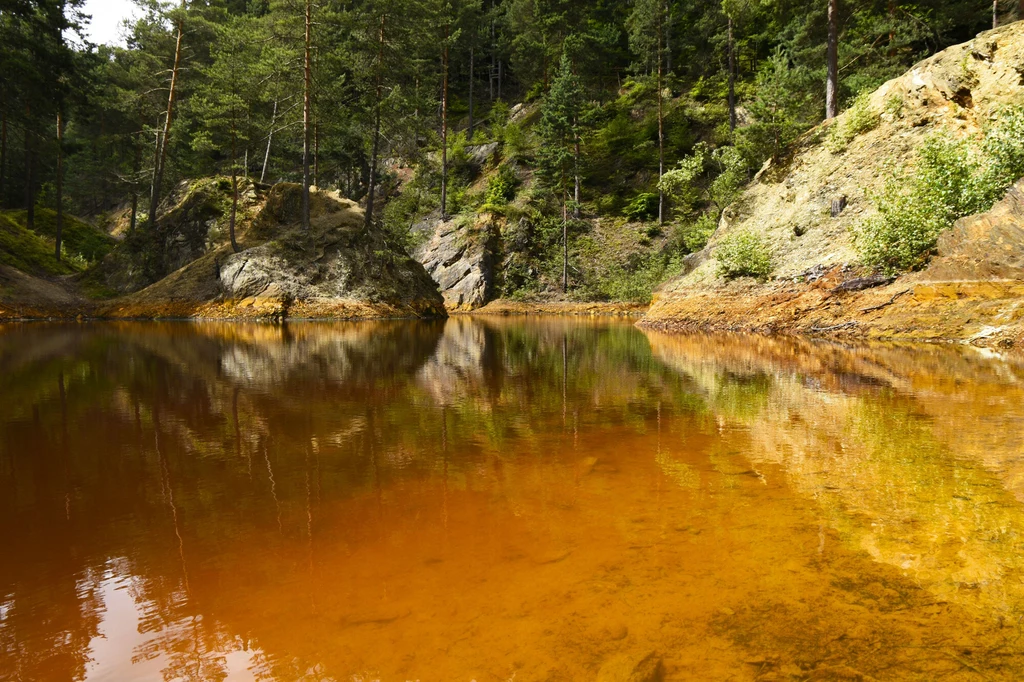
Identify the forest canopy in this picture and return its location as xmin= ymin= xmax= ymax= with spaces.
xmin=0 ymin=0 xmax=1003 ymax=289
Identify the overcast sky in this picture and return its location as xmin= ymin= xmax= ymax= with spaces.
xmin=81 ymin=0 xmax=141 ymax=47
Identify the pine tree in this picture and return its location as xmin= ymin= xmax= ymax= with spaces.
xmin=826 ymin=0 xmax=839 ymax=119
xmin=627 ymin=0 xmax=668 ymax=225
xmin=148 ymin=0 xmax=188 ymax=229
xmin=538 ymin=51 xmax=588 ymax=293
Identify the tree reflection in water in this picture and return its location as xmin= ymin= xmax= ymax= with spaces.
xmin=2 ymin=320 xmax=1024 ymax=680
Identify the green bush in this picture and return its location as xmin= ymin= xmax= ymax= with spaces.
xmin=483 ymin=164 xmax=519 ymax=209
xmin=855 ymin=107 xmax=1024 ymax=274
xmin=624 ymin=192 xmax=659 ymax=221
xmin=826 ymin=91 xmax=879 ymax=153
xmin=716 ymin=229 xmax=774 ymax=280
xmin=672 ymin=212 xmax=718 ymax=253
xmin=600 ymin=254 xmax=683 ymax=304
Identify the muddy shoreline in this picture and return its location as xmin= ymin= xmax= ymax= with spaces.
xmin=5 ymin=278 xmax=1024 ymax=352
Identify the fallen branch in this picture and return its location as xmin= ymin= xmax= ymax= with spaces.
xmin=833 ymin=274 xmax=895 ymax=293
xmin=810 ymin=321 xmax=858 ymax=332
xmin=860 ymin=288 xmax=911 ymax=313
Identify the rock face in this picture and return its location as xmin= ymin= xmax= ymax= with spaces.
xmin=102 ymin=183 xmax=446 ymax=320
xmin=415 ymin=214 xmax=498 ymax=311
xmin=918 ymin=178 xmax=1024 ymax=281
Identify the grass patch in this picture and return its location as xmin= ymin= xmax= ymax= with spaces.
xmin=0 ymin=214 xmax=79 ymax=276
xmin=3 ymin=209 xmax=114 ymax=262
xmin=827 ymin=92 xmax=880 ymax=153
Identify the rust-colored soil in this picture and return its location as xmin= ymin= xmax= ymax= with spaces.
xmin=641 ymin=267 xmax=1024 ymax=348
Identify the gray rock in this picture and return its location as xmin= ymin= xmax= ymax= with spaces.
xmin=415 ymin=216 xmax=498 ymax=311
xmin=466 ymin=141 xmax=499 ymax=168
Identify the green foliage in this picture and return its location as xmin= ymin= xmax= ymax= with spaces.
xmin=672 ymin=213 xmax=718 ymax=253
xmin=5 ymin=209 xmax=114 ymax=263
xmin=716 ymin=229 xmax=774 ymax=280
xmin=826 ymin=91 xmax=880 ymax=153
xmin=599 ymin=254 xmax=682 ymax=304
xmin=737 ymin=49 xmax=817 ymax=165
xmin=537 ymin=52 xmax=590 ymax=195
xmin=660 ymin=142 xmax=746 ymax=215
xmin=624 ymin=193 xmax=659 ymax=221
xmin=0 ymin=214 xmax=78 ymax=276
xmin=483 ymin=165 xmax=520 ymax=209
xmin=856 ymin=108 xmax=1024 ymax=274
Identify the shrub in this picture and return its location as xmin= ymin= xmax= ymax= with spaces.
xmin=624 ymin=192 xmax=659 ymax=221
xmin=601 ymin=254 xmax=683 ymax=304
xmin=674 ymin=212 xmax=718 ymax=253
xmin=826 ymin=91 xmax=879 ymax=153
xmin=855 ymin=108 xmax=1024 ymax=274
xmin=483 ymin=164 xmax=519 ymax=209
xmin=716 ymin=229 xmax=774 ymax=280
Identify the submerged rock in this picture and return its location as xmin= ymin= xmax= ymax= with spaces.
xmin=596 ymin=650 xmax=663 ymax=682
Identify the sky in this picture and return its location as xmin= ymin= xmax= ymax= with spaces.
xmin=80 ymin=0 xmax=141 ymax=47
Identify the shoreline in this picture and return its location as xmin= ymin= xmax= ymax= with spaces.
xmin=5 ymin=282 xmax=1024 ymax=351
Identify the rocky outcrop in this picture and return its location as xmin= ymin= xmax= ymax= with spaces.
xmin=99 ymin=183 xmax=446 ymax=320
xmin=644 ymin=23 xmax=1024 ymax=347
xmin=415 ymin=214 xmax=498 ymax=312
xmin=917 ymin=178 xmax=1024 ymax=282
xmin=91 ymin=177 xmax=267 ymax=296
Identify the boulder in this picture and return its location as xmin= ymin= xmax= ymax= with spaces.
xmin=415 ymin=214 xmax=499 ymax=311
xmin=918 ymin=178 xmax=1024 ymax=281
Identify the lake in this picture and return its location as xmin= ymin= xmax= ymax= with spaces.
xmin=2 ymin=318 xmax=1024 ymax=681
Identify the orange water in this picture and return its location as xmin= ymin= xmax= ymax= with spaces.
xmin=3 ymin=318 xmax=1024 ymax=681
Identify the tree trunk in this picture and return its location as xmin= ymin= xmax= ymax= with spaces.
xmin=313 ymin=120 xmax=319 ymax=188
xmin=261 ymin=100 xmax=277 ymax=183
xmin=468 ymin=47 xmax=475 ymax=140
xmin=826 ymin=0 xmax=839 ymax=119
xmin=728 ymin=17 xmax=737 ymax=131
xmin=24 ymin=108 xmax=34 ymax=231
xmin=665 ymin=7 xmax=673 ymax=73
xmin=130 ymin=134 xmax=140 ymax=234
xmin=440 ymin=34 xmax=450 ymax=220
xmin=229 ymin=120 xmax=240 ymax=253
xmin=365 ymin=13 xmax=386 ymax=231
xmin=302 ymin=0 xmax=312 ymax=231
xmin=149 ymin=0 xmax=186 ymax=228
xmin=573 ymin=132 xmax=581 ymax=219
xmin=657 ymin=4 xmax=665 ymax=226
xmin=0 ymin=107 xmax=6 ymax=207
xmin=993 ymin=0 xmax=999 ymax=28
xmin=562 ymin=199 xmax=568 ymax=293
xmin=54 ymin=112 xmax=64 ymax=261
